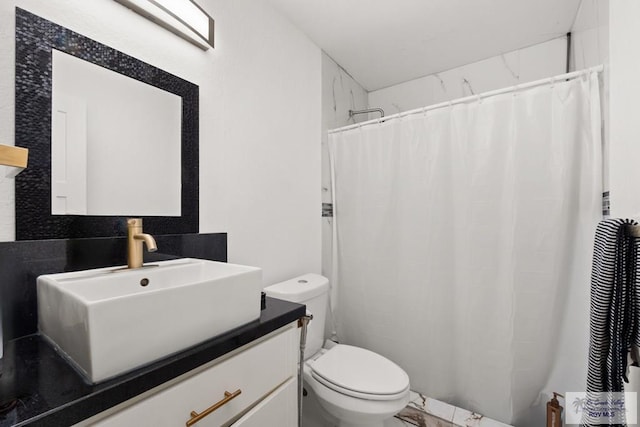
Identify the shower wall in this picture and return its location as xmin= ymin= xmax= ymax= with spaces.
xmin=570 ymin=0 xmax=610 ymax=194
xmin=368 ymin=37 xmax=568 ymax=115
xmin=321 ymin=52 xmax=368 ymax=282
xmin=368 ymin=0 xmax=608 ymax=119
xmin=570 ymin=0 xmax=609 ymax=71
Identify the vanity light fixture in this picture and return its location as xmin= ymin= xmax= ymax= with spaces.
xmin=114 ymin=0 xmax=214 ymax=50
xmin=0 ymin=144 xmax=28 ymax=178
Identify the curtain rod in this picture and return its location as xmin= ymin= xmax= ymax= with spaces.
xmin=328 ymin=64 xmax=604 ymax=135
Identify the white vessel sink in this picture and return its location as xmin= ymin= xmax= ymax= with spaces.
xmin=37 ymin=258 xmax=262 ymax=383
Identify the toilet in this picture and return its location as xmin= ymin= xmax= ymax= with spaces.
xmin=264 ymin=274 xmax=410 ymax=427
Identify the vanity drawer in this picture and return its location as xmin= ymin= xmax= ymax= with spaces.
xmin=231 ymin=377 xmax=297 ymax=427
xmin=91 ymin=324 xmax=298 ymax=427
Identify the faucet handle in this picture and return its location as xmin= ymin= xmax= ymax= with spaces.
xmin=127 ymin=218 xmax=143 ymax=229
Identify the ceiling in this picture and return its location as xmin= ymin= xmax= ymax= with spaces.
xmin=266 ymin=0 xmax=582 ymax=91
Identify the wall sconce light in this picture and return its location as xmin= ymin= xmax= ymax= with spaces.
xmin=114 ymin=0 xmax=214 ymax=50
xmin=0 ymin=145 xmax=28 ymax=178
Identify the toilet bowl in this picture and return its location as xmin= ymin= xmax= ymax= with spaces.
xmin=264 ymin=274 xmax=410 ymax=427
xmin=304 ymin=344 xmax=409 ymax=427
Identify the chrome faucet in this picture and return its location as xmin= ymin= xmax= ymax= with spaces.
xmin=127 ymin=218 xmax=157 ymax=269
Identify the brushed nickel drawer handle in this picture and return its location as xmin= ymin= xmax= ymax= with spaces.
xmin=186 ymin=389 xmax=242 ymax=426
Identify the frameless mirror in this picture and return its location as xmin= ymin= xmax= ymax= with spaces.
xmin=51 ymin=50 xmax=182 ymax=216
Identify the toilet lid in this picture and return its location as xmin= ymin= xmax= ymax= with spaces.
xmin=309 ymin=344 xmax=409 ymax=399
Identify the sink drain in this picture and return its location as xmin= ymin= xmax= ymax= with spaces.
xmin=140 ymin=278 xmax=150 ymax=287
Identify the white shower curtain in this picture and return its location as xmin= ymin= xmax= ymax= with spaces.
xmin=328 ymin=72 xmax=602 ymax=424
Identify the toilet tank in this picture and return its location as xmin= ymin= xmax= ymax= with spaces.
xmin=264 ymin=274 xmax=329 ymax=360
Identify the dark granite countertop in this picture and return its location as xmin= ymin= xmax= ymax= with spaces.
xmin=0 ymin=297 xmax=305 ymax=427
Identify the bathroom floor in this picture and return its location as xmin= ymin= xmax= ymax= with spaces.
xmin=388 ymin=406 xmax=455 ymax=426
xmin=386 ymin=392 xmax=510 ymax=427
xmin=302 ymin=389 xmax=511 ymax=427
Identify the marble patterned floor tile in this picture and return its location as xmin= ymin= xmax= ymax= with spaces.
xmin=403 ymin=391 xmax=513 ymax=427
xmin=451 ymin=406 xmax=511 ymax=427
xmin=408 ymin=390 xmax=429 ymax=411
xmin=395 ymin=406 xmax=455 ymax=427
xmin=424 ymin=397 xmax=456 ymax=422
xmin=452 ymin=407 xmax=484 ymax=427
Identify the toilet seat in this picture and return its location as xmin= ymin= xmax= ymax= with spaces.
xmin=308 ymin=344 xmax=410 ymax=401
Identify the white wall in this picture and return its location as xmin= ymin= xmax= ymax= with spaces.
xmin=0 ymin=0 xmax=322 ymax=284
xmin=609 ymin=0 xmax=640 ymax=218
xmin=609 ymin=0 xmax=640 ymax=412
xmin=369 ymin=37 xmax=568 ymax=115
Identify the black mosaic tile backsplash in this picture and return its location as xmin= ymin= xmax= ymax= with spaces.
xmin=14 ymin=7 xmax=199 ymax=240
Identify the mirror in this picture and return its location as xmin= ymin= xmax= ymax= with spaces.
xmin=51 ymin=50 xmax=182 ymax=216
xmin=14 ymin=8 xmax=199 ymax=240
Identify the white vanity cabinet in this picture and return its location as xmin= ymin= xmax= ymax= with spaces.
xmin=231 ymin=377 xmax=297 ymax=426
xmin=82 ymin=322 xmax=299 ymax=427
